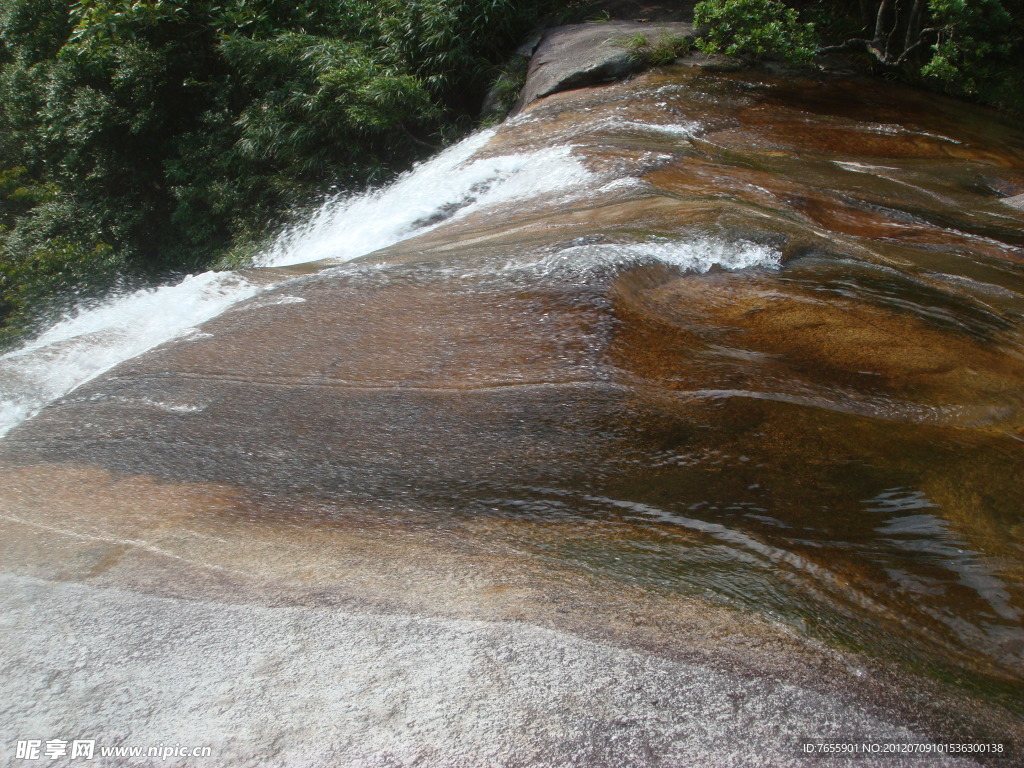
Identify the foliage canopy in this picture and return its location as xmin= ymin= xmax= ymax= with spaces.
xmin=695 ymin=0 xmax=817 ymax=62
xmin=0 ymin=0 xmax=559 ymax=343
xmin=695 ymin=0 xmax=1024 ymax=113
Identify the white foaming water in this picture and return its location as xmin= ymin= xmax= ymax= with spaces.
xmin=530 ymin=237 xmax=782 ymax=277
xmin=607 ymin=118 xmax=702 ymax=138
xmin=0 ymin=125 xmax=765 ymax=440
xmin=0 ymin=272 xmax=260 ymax=437
xmin=260 ymin=129 xmax=592 ymax=267
xmin=0 ymin=129 xmax=593 ymax=438
xmin=628 ymin=238 xmax=781 ymax=271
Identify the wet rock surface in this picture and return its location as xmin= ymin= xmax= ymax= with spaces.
xmin=1003 ymin=193 xmax=1024 ymax=211
xmin=3 ymin=65 xmax=1024 ymax=764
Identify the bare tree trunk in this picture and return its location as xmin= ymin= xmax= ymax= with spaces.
xmin=884 ymin=0 xmax=906 ymax=60
xmin=873 ymin=0 xmax=891 ymax=46
xmin=903 ymin=0 xmax=923 ymax=54
xmin=818 ymin=0 xmax=941 ymax=67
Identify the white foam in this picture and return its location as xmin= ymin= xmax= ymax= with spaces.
xmin=560 ymin=115 xmax=703 ymax=142
xmin=536 ymin=237 xmax=782 ymax=276
xmin=0 ymin=132 xmax=763 ymax=440
xmin=623 ymin=237 xmax=781 ymax=271
xmin=259 ymin=130 xmax=592 ymax=268
xmin=618 ymin=119 xmax=702 ymax=137
xmin=0 ymin=272 xmax=260 ymax=437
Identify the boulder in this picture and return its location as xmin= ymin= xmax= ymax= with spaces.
xmin=1002 ymin=192 xmax=1024 ymax=210
xmin=513 ymin=21 xmax=693 ymax=112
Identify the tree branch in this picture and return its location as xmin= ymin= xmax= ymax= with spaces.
xmin=817 ymin=38 xmax=873 ymax=55
xmin=894 ymin=26 xmax=943 ymax=64
xmin=884 ymin=0 xmax=905 ymax=59
xmin=817 ymin=37 xmax=887 ymax=63
xmin=817 ymin=24 xmax=943 ymax=67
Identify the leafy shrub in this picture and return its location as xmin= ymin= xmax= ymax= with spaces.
xmin=922 ymin=0 xmax=1023 ymax=113
xmin=694 ymin=0 xmax=817 ymax=62
xmin=623 ymin=31 xmax=692 ymax=65
xmin=479 ymin=56 xmax=529 ymax=125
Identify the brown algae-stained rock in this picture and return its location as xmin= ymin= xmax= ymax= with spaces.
xmin=3 ymin=62 xmax=1024 ymax=764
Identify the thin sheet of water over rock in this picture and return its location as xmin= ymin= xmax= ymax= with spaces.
xmin=2 ymin=65 xmax=1024 ymax=764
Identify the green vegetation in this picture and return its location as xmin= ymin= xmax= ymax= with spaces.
xmin=0 ymin=0 xmax=563 ymax=344
xmin=694 ymin=0 xmax=816 ymax=62
xmin=806 ymin=0 xmax=1024 ymax=113
xmin=479 ymin=56 xmax=529 ymax=125
xmin=695 ymin=0 xmax=1024 ymax=112
xmin=623 ymin=30 xmax=692 ymax=65
xmin=914 ymin=0 xmax=1023 ymax=110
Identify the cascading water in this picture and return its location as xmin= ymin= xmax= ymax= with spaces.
xmin=0 ymin=128 xmax=593 ymax=438
xmin=0 ymin=122 xmax=788 ymax=440
xmin=259 ymin=128 xmax=591 ymax=267
xmin=0 ymin=273 xmax=259 ymax=438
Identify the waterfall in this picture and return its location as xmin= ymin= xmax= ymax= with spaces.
xmin=0 ymin=129 xmax=590 ymax=438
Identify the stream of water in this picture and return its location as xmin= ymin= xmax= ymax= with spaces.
xmin=2 ymin=66 xmax=1023 ymax=745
